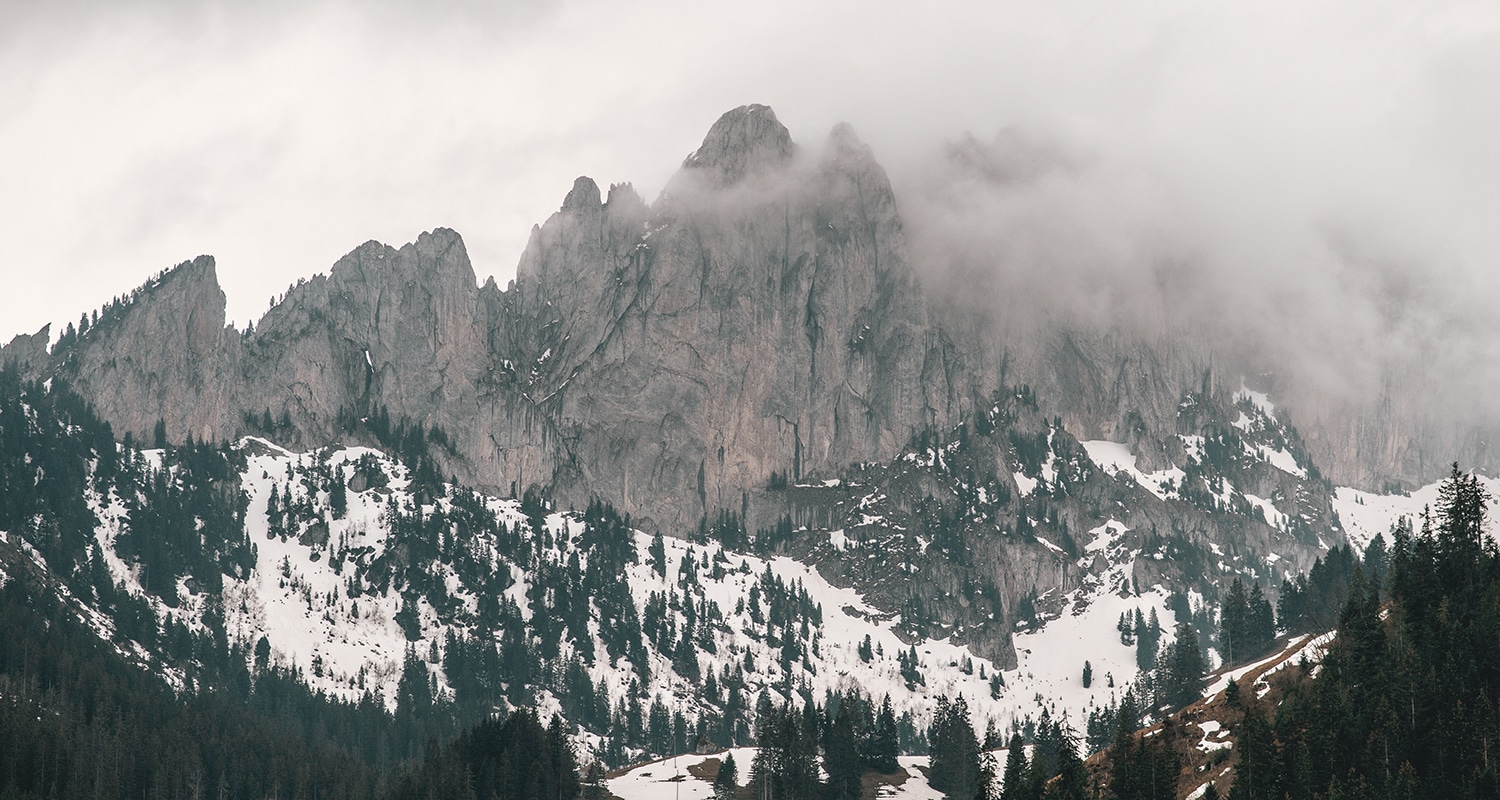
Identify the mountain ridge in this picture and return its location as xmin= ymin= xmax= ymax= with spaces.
xmin=2 ymin=104 xmax=1483 ymax=518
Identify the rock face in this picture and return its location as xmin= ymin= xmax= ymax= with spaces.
xmin=0 ymin=324 xmax=52 ymax=374
xmin=502 ymin=107 xmax=963 ymax=527
xmin=40 ymin=257 xmax=239 ymax=445
xmin=9 ymin=102 xmax=1484 ymax=534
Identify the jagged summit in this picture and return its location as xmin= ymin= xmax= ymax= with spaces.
xmin=826 ymin=120 xmax=864 ymax=150
xmin=326 ymin=227 xmax=476 ymax=289
xmin=0 ymin=323 xmax=50 ymax=371
xmin=681 ymin=104 xmax=795 ymax=184
xmin=562 ymin=176 xmax=602 ymax=211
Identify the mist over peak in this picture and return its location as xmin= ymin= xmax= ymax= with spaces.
xmin=680 ymin=104 xmax=795 ymax=186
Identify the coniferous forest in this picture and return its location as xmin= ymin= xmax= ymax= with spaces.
xmin=1220 ymin=465 xmax=1500 ymax=799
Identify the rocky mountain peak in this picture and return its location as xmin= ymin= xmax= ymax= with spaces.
xmin=681 ymin=103 xmax=795 ymax=185
xmin=34 ymin=254 xmax=234 ymax=445
xmin=605 ymin=182 xmax=645 ymax=214
xmin=0 ymin=324 xmax=51 ymax=372
xmin=816 ymin=121 xmax=901 ymax=228
xmin=825 ymin=121 xmax=865 ymax=153
xmin=323 ymin=229 xmax=477 ymax=301
xmin=409 ymin=227 xmax=475 ymax=285
xmin=821 ymin=122 xmax=880 ymax=176
xmin=562 ymin=176 xmax=602 ymax=212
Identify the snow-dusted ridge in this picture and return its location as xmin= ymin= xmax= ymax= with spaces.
xmin=49 ymin=436 xmax=1216 ymax=761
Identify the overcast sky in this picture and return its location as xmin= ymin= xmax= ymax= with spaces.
xmin=2 ymin=0 xmax=1498 ymax=356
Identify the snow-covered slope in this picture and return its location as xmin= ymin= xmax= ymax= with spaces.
xmin=62 ymin=435 xmax=1216 ymax=762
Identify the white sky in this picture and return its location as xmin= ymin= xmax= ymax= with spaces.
xmin=2 ymin=0 xmax=1498 ymax=348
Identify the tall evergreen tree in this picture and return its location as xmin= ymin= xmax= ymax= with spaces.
xmin=1245 ymin=584 xmax=1274 ymax=658
xmin=1219 ymin=578 xmax=1249 ymax=666
xmin=823 ymin=702 xmax=862 ymax=800
xmin=929 ymin=695 xmax=982 ymax=800
xmin=715 ymin=752 xmax=740 ymax=800
xmin=330 ymin=464 xmax=348 ymax=519
xmin=869 ymin=696 xmax=900 ymax=773
xmin=999 ymin=734 xmax=1029 ymax=800
xmin=1163 ymin=621 xmax=1205 ymax=710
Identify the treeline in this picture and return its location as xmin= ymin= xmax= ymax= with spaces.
xmin=335 ymin=404 xmax=449 ymax=502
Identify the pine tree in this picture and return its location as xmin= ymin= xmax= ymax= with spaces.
xmin=869 ymin=696 xmax=899 ymax=773
xmin=1108 ymin=722 xmax=1179 ymax=800
xmin=1228 ymin=706 xmax=1276 ymax=800
xmin=330 ymin=464 xmax=347 ymax=519
xmin=750 ymin=701 xmax=820 ymax=800
xmin=651 ymin=531 xmax=668 ymax=577
xmin=929 ymin=695 xmax=981 ymax=800
xmin=823 ymin=701 xmax=862 ymax=800
xmin=999 ymin=734 xmax=1028 ymax=800
xmin=1246 ymin=584 xmax=1275 ymax=658
xmin=1163 ymin=621 xmax=1205 ymax=710
xmin=1136 ymin=609 xmax=1159 ymax=672
xmin=1220 ymin=578 xmax=1248 ymax=666
xmin=1043 ymin=736 xmax=1089 ymax=800
xmin=714 ymin=752 xmax=739 ymax=800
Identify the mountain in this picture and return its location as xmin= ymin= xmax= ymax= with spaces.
xmin=11 ymin=104 xmax=1468 ymax=533
xmin=0 ymin=104 xmax=1490 ymax=799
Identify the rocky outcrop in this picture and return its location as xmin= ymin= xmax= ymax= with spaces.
xmin=0 ymin=324 xmax=51 ymax=373
xmin=8 ymin=103 xmax=1431 ymax=670
xmin=44 ymin=256 xmax=240 ymax=445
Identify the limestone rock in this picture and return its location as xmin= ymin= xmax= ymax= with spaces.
xmin=678 ymin=104 xmax=796 ymax=186
xmin=0 ymin=324 xmax=51 ymax=373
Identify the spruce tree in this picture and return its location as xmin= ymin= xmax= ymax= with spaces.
xmin=330 ymin=464 xmax=347 ymax=519
xmin=1043 ymin=737 xmax=1089 ymax=800
xmin=714 ymin=752 xmax=739 ymax=800
xmin=1163 ymin=621 xmax=1205 ymax=710
xmin=869 ymin=696 xmax=899 ymax=773
xmin=1246 ymin=584 xmax=1275 ymax=658
xmin=999 ymin=733 xmax=1028 ymax=800
xmin=1135 ymin=609 xmax=1159 ymax=671
xmin=1220 ymin=578 xmax=1248 ymax=666
xmin=823 ymin=702 xmax=862 ymax=800
xmin=651 ymin=531 xmax=668 ymax=577
xmin=929 ymin=695 xmax=981 ymax=800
